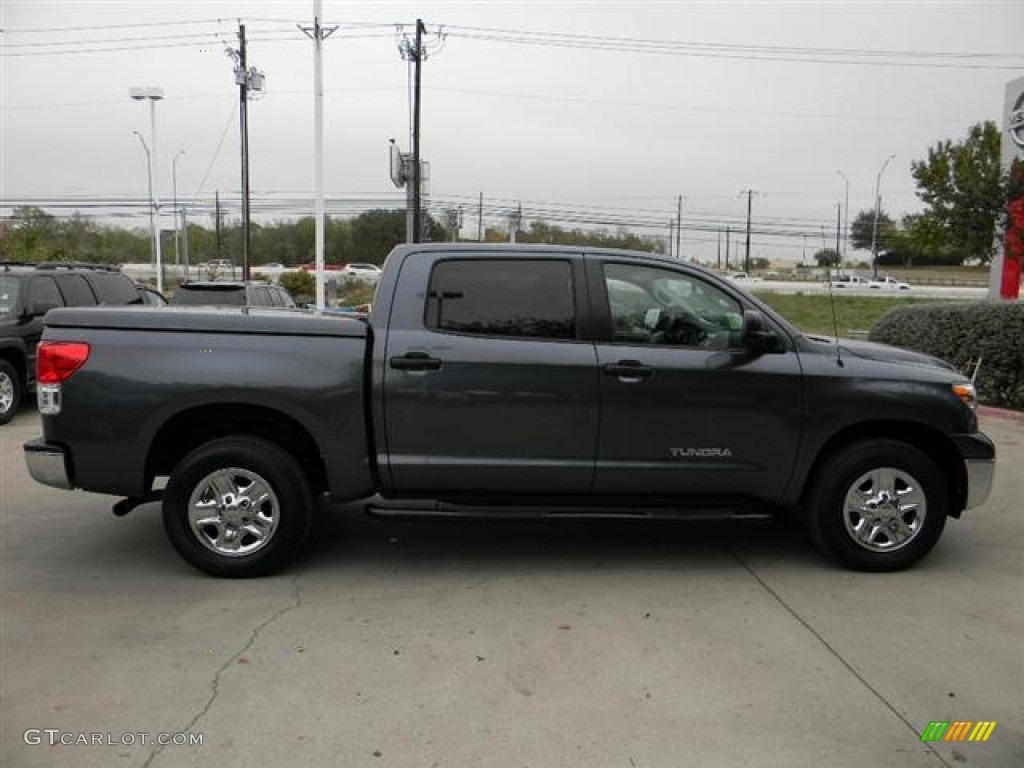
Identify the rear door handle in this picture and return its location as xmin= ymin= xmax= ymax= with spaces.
xmin=603 ymin=360 xmax=654 ymax=379
xmin=390 ymin=352 xmax=443 ymax=371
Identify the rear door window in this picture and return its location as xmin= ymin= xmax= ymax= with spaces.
xmin=54 ymin=275 xmax=99 ymax=307
xmin=425 ymin=259 xmax=576 ymax=340
xmin=27 ymin=276 xmax=65 ymax=312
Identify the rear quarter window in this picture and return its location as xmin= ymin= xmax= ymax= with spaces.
xmin=85 ymin=273 xmax=141 ymax=305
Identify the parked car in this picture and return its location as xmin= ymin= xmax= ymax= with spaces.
xmin=869 ymin=275 xmax=912 ymax=291
xmin=24 ymin=244 xmax=993 ymax=578
xmin=342 ymin=263 xmax=383 ymax=280
xmin=0 ymin=261 xmax=146 ymax=424
xmin=170 ymin=281 xmax=296 ymax=308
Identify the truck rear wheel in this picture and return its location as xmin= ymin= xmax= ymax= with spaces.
xmin=0 ymin=360 xmax=22 ymax=425
xmin=806 ymin=439 xmax=947 ymax=571
xmin=163 ymin=436 xmax=313 ymax=577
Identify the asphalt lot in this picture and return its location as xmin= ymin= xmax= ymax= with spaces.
xmin=1 ymin=406 xmax=1021 ymax=768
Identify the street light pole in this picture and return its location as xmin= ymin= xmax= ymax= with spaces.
xmin=871 ymin=154 xmax=895 ymax=279
xmin=172 ymin=150 xmax=185 ymax=283
xmin=836 ymin=170 xmax=849 ymax=264
xmin=132 ymin=131 xmax=156 ymax=276
xmin=130 ymin=87 xmax=164 ymax=292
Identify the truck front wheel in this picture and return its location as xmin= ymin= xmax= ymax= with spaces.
xmin=806 ymin=439 xmax=947 ymax=571
xmin=163 ymin=436 xmax=314 ymax=577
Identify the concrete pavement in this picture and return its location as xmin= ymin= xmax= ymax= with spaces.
xmin=1 ymin=407 xmax=1021 ymax=768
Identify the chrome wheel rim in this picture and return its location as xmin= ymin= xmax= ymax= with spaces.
xmin=0 ymin=371 xmax=14 ymax=414
xmin=843 ymin=467 xmax=926 ymax=552
xmin=187 ymin=468 xmax=280 ymax=557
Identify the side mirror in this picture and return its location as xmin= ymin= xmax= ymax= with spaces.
xmin=741 ymin=309 xmax=782 ymax=354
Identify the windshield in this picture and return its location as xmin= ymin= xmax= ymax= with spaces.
xmin=0 ymin=276 xmax=22 ymax=318
xmin=170 ymin=286 xmax=247 ymax=306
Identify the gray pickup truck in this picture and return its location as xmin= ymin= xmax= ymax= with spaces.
xmin=24 ymin=244 xmax=995 ymax=577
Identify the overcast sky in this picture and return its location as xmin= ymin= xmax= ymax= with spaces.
xmin=2 ymin=0 xmax=1023 ymax=263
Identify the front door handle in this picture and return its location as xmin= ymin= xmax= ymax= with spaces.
xmin=603 ymin=360 xmax=654 ymax=379
xmin=390 ymin=352 xmax=442 ymax=371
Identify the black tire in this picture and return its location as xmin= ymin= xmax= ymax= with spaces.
xmin=805 ymin=439 xmax=947 ymax=572
xmin=0 ymin=359 xmax=23 ymax=426
xmin=163 ymin=436 xmax=313 ymax=577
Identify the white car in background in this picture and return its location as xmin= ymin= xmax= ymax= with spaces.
xmin=826 ymin=274 xmax=871 ymax=288
xmin=343 ymin=263 xmax=383 ymax=280
xmin=869 ymin=275 xmax=911 ymax=291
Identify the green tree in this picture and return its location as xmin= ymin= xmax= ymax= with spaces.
xmin=0 ymin=206 xmax=60 ymax=261
xmin=850 ymin=209 xmax=897 ymax=253
xmin=814 ymin=248 xmax=840 ymax=267
xmin=911 ymin=120 xmax=1004 ymax=264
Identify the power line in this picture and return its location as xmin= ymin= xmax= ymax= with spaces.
xmin=443 ymin=24 xmax=1023 ymax=61
xmin=441 ymin=25 xmax=1024 ymax=70
xmin=426 ymin=85 xmax=969 ymax=125
xmin=0 ymin=18 xmax=226 ymax=34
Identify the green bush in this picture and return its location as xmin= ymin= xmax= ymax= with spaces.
xmin=869 ymin=302 xmax=1024 ymax=409
xmin=279 ymin=271 xmax=315 ymax=305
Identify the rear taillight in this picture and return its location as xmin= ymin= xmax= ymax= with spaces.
xmin=37 ymin=342 xmax=91 ymax=384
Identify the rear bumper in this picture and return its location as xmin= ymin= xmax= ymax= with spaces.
xmin=24 ymin=438 xmax=73 ymax=490
xmin=952 ymin=433 xmax=996 ymax=511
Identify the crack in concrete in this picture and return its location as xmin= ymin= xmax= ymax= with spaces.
xmin=142 ymin=572 xmax=304 ymax=768
xmin=729 ymin=549 xmax=955 ymax=768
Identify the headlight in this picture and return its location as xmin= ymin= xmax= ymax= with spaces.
xmin=952 ymin=382 xmax=977 ymax=409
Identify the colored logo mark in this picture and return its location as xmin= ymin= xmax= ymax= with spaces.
xmin=920 ymin=721 xmax=997 ymax=742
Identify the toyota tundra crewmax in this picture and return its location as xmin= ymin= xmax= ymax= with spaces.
xmin=23 ymin=244 xmax=995 ymax=577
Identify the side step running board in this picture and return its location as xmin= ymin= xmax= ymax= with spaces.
xmin=365 ymin=498 xmax=772 ymax=522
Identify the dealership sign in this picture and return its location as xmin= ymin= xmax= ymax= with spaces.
xmin=991 ymin=78 xmax=1024 ymax=300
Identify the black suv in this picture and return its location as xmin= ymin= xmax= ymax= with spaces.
xmin=170 ymin=281 xmax=296 ymax=308
xmin=0 ymin=262 xmax=146 ymax=424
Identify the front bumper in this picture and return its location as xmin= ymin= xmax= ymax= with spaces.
xmin=24 ymin=438 xmax=73 ymax=490
xmin=952 ymin=433 xmax=996 ymax=511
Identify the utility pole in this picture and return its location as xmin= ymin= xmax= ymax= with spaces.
xmin=238 ymin=24 xmax=251 ymax=280
xmin=398 ymin=20 xmax=442 ymax=243
xmin=716 ymin=228 xmax=721 ymax=269
xmin=228 ymin=24 xmax=266 ymax=281
xmin=477 ymin=192 xmax=484 ymax=241
xmin=215 ymin=191 xmax=223 ymax=261
xmin=412 ymin=19 xmax=425 ymax=243
xmin=740 ymin=189 xmax=757 ymax=274
xmin=300 ymin=0 xmax=338 ymax=309
xmin=837 ymin=170 xmax=849 ymax=264
xmin=835 ymin=203 xmax=842 ymax=263
xmin=725 ymin=225 xmax=731 ymax=270
xmin=181 ymin=206 xmax=190 ymax=280
xmin=172 ymin=150 xmax=184 ymax=280
xmin=675 ymin=195 xmax=683 ymax=260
